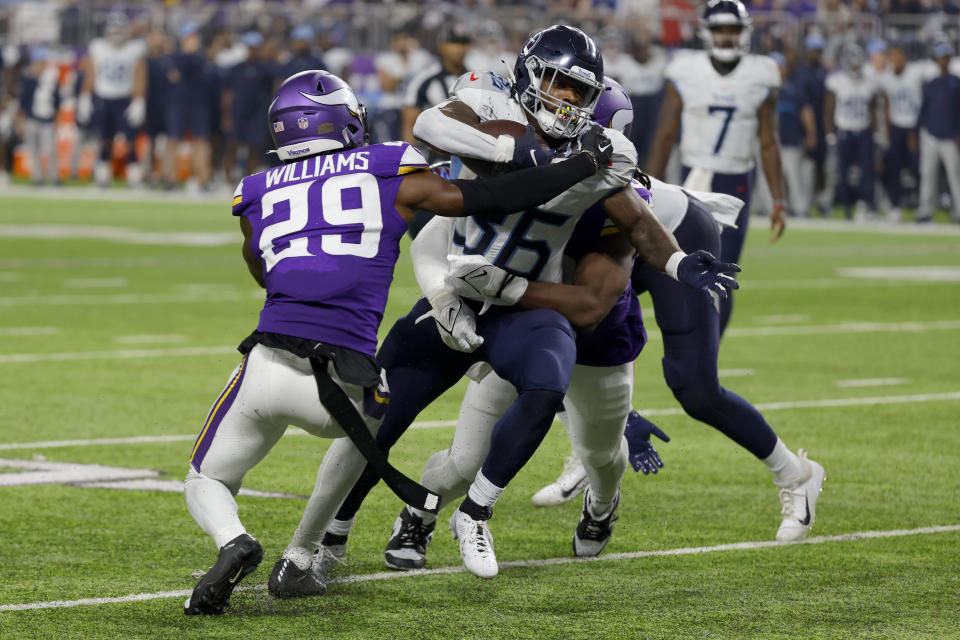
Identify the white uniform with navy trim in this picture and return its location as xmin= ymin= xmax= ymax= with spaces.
xmin=444 ymin=70 xmax=637 ymax=283
xmin=88 ymin=38 xmax=146 ymax=99
xmin=667 ymin=50 xmax=780 ymax=174
xmin=825 ymin=71 xmax=878 ymax=133
xmin=881 ymin=64 xmax=925 ymax=129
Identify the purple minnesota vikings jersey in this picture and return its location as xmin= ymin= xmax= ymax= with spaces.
xmin=566 ymin=188 xmax=652 ymax=367
xmin=232 ymin=142 xmax=428 ymax=356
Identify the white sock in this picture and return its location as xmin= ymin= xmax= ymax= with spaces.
xmin=282 ymin=545 xmax=314 ymax=571
xmin=184 ymin=468 xmax=247 ymax=548
xmin=326 ymin=517 xmax=355 ymax=538
xmin=588 ymin=491 xmax=617 ymax=518
xmin=466 ymin=470 xmax=505 ymax=509
xmin=762 ymin=439 xmax=808 ymax=488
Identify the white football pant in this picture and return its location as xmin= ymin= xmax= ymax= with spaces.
xmin=184 ymin=343 xmax=377 ymax=549
xmin=412 ymin=362 xmax=632 ymax=522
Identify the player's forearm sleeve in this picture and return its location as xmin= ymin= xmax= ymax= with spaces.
xmin=413 ymin=104 xmax=515 ymax=163
xmin=411 ymin=216 xmax=455 ymax=301
xmin=453 ymin=153 xmax=595 ymax=218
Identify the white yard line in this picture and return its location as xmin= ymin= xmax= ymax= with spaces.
xmin=835 ymin=378 xmax=909 ymax=388
xmin=0 ymin=327 xmax=60 ymax=337
xmin=0 ymin=346 xmax=237 ymax=364
xmin=1 ymin=524 xmax=957 ymax=612
xmin=1 ymin=319 xmax=957 ymax=365
xmin=0 ymin=225 xmax=236 ymax=247
xmin=1 ymin=391 xmax=957 ymax=452
xmin=0 ymin=290 xmax=258 ymax=307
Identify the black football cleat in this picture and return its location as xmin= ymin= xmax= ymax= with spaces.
xmin=268 ymin=557 xmax=327 ymax=599
xmin=184 ymin=533 xmax=263 ymax=615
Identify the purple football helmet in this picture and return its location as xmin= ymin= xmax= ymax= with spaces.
xmin=268 ymin=70 xmax=367 ymax=161
xmin=592 ymin=76 xmax=634 ymax=138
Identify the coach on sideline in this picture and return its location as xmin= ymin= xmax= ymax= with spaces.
xmin=916 ymin=41 xmax=960 ymax=224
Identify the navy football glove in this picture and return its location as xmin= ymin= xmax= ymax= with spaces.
xmin=624 ymin=410 xmax=670 ymax=475
xmin=511 ymin=125 xmax=556 ymax=168
xmin=676 ymin=250 xmax=741 ymax=300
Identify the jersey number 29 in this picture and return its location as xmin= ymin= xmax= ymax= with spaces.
xmin=258 ymin=174 xmax=382 ymax=272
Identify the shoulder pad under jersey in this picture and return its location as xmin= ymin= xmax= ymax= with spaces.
xmin=451 ymin=70 xmax=526 ymax=122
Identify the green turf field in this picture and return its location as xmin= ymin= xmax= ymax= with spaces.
xmin=0 ymin=194 xmax=958 ymax=639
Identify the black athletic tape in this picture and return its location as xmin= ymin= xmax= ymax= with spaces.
xmin=309 ymin=357 xmax=440 ymax=514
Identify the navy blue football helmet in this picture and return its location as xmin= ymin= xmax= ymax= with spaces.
xmin=699 ymin=0 xmax=753 ymax=63
xmin=514 ymin=25 xmax=604 ymax=139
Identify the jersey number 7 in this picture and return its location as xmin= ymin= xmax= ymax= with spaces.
xmin=707 ymin=105 xmax=737 ymax=155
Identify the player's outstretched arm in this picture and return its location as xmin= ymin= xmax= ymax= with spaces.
xmin=602 ymin=187 xmax=741 ymax=299
xmin=645 ymin=82 xmax=683 ymax=179
xmin=395 ymin=133 xmax=611 ymax=221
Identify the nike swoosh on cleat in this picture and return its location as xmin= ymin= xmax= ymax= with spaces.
xmin=799 ymin=497 xmax=811 ymax=526
xmin=228 ymin=566 xmax=244 ymax=584
xmin=560 ymin=483 xmax=582 ymax=499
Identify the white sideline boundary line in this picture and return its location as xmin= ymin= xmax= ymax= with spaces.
xmin=1 ymin=524 xmax=957 ymax=612
xmin=1 ymin=391 xmax=959 ymax=452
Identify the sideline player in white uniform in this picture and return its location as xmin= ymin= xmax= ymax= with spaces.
xmin=77 ymin=11 xmax=147 ymax=187
xmin=272 ymin=26 xmax=741 ymax=585
xmin=646 ymin=0 xmax=786 ymax=334
xmin=880 ymin=42 xmax=925 ymax=222
xmin=825 ymin=44 xmax=880 ymax=221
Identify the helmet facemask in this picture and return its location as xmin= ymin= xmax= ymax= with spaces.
xmin=517 ymin=55 xmax=603 ymax=139
xmin=700 ymin=22 xmax=752 ymax=63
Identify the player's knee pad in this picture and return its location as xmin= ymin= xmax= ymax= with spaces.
xmin=185 ymin=467 xmax=241 ymax=497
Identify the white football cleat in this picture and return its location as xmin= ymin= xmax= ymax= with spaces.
xmin=449 ymin=509 xmax=498 ymax=579
xmin=776 ymin=449 xmax=825 ymax=542
xmin=314 ymin=533 xmax=348 ymax=578
xmin=530 ymin=455 xmax=587 ymax=507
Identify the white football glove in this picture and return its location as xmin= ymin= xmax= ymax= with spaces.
xmin=420 ymin=290 xmax=484 ymax=353
xmin=444 ymin=254 xmax=528 ymax=314
xmin=125 ymin=97 xmax=146 ymax=127
xmin=76 ymin=93 xmax=93 ymax=126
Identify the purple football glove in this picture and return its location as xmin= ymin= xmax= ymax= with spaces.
xmin=677 ymin=250 xmax=741 ymax=300
xmin=624 ymin=410 xmax=670 ymax=475
xmin=511 ymin=125 xmax=557 ymax=168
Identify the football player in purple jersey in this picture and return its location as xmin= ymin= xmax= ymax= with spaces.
xmin=182 ymin=69 xmax=616 ymax=615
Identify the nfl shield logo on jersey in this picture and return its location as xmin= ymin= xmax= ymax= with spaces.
xmin=297 ymin=117 xmax=309 ymax=130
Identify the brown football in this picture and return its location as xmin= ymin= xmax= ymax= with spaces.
xmin=459 ymin=119 xmax=537 ymax=178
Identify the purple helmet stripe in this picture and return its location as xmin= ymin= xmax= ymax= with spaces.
xmin=190 ymin=355 xmax=249 ymax=471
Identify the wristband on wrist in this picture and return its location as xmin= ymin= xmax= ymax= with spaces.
xmin=493 ymin=135 xmax=515 ymax=163
xmin=665 ymin=251 xmax=686 ymax=282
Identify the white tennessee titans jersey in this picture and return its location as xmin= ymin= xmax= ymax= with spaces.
xmin=826 ymin=71 xmax=878 ymax=132
xmin=445 ymin=70 xmax=637 ymax=283
xmin=667 ymin=51 xmax=780 ymax=174
xmin=880 ymin=64 xmax=926 ymax=129
xmin=89 ymin=38 xmax=146 ymax=99
xmin=647 ymin=177 xmax=689 ymax=233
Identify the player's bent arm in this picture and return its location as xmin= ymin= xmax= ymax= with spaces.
xmin=601 ymin=187 xmax=680 ymax=272
xmin=410 ymin=216 xmax=454 ymax=301
xmin=518 ymin=232 xmax=634 ymax=331
xmin=645 ymin=82 xmax=683 ymax=179
xmin=394 ymin=152 xmax=598 ymax=221
xmin=412 ymin=100 xmax=515 ymax=162
xmin=239 ymin=217 xmax=265 ymax=289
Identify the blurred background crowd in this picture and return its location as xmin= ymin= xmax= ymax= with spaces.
xmin=0 ymin=0 xmax=958 ymax=221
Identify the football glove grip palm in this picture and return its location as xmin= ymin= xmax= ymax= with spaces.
xmin=670 ymin=250 xmax=741 ymax=300
xmin=420 ymin=291 xmax=484 ymax=353
xmin=624 ymin=412 xmax=670 ymax=475
xmin=444 ymin=254 xmax=528 ymax=314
